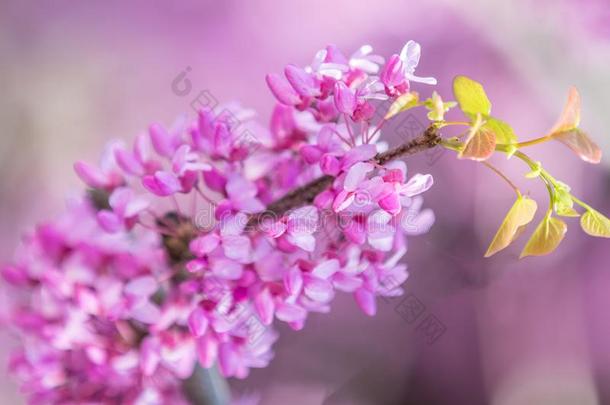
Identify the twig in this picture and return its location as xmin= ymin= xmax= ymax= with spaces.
xmin=248 ymin=125 xmax=441 ymax=226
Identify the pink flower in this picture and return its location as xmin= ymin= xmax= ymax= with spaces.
xmin=263 ymin=206 xmax=319 ymax=252
xmin=4 ymin=42 xmax=437 ymax=403
xmin=381 ymin=40 xmax=436 ymax=96
xmin=97 ymin=187 xmax=150 ymax=232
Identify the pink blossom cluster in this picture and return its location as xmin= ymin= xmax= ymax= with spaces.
xmin=3 ymin=40 xmax=436 ymax=403
xmin=2 ymin=198 xmax=189 ymax=404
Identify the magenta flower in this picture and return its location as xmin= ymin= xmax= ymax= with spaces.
xmin=380 ymin=40 xmax=437 ymax=96
xmin=3 ymin=41 xmax=438 ymax=403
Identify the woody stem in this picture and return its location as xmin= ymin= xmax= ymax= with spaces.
xmin=248 ymin=125 xmax=441 ymax=226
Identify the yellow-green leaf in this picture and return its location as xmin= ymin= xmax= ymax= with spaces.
xmin=453 ymin=75 xmax=491 ymax=117
xmin=552 ymin=129 xmax=602 ymax=164
xmin=556 ymin=206 xmax=580 ymax=217
xmin=384 ymin=91 xmax=420 ymax=119
xmin=458 ymin=114 xmax=496 ymax=161
xmin=485 ymin=196 xmax=538 ymax=257
xmin=520 ymin=215 xmax=567 ymax=258
xmin=580 ymin=209 xmax=610 ymax=238
xmin=546 ymin=87 xmax=601 ymax=163
xmin=549 ymin=86 xmax=581 ymax=134
xmin=483 ymin=117 xmax=518 ymax=145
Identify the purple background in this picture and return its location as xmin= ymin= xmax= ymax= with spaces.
xmin=1 ymin=1 xmax=609 ymax=403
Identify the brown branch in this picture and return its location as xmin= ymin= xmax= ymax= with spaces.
xmin=248 ymin=125 xmax=441 ymax=226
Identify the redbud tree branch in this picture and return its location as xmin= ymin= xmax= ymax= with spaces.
xmin=248 ymin=124 xmax=441 ymax=225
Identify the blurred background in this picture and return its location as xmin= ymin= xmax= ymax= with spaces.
xmin=1 ymin=1 xmax=609 ymax=404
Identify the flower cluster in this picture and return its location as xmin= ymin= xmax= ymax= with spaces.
xmin=3 ymin=40 xmax=437 ymax=403
xmin=2 ymin=198 xmax=189 ymax=404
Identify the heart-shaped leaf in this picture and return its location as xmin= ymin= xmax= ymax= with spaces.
xmin=549 ymin=86 xmax=581 ymax=134
xmin=580 ymin=209 xmax=610 ymax=238
xmin=552 ymin=129 xmax=602 ymax=164
xmin=459 ymin=114 xmax=496 ymax=161
xmin=384 ymin=91 xmax=420 ymax=120
xmin=485 ymin=196 xmax=538 ymax=257
xmin=483 ymin=117 xmax=518 ymax=145
xmin=546 ymin=87 xmax=601 ymax=163
xmin=520 ymin=215 xmax=567 ymax=258
xmin=453 ymin=76 xmax=491 ymax=117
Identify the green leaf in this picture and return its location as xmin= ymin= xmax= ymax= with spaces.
xmin=458 ymin=114 xmax=496 ymax=161
xmin=547 ymin=87 xmax=602 ymax=164
xmin=453 ymin=75 xmax=492 ymax=117
xmin=580 ymin=209 xmax=610 ymax=238
xmin=485 ymin=196 xmax=538 ymax=257
xmin=520 ymin=215 xmax=567 ymax=258
xmin=483 ymin=117 xmax=518 ymax=145
xmin=384 ymin=91 xmax=420 ymax=120
xmin=552 ymin=129 xmax=602 ymax=164
xmin=549 ymin=86 xmax=581 ymax=134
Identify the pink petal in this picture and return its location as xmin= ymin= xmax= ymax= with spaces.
xmin=219 ymin=212 xmax=248 ymax=236
xmin=114 ymin=148 xmax=144 ymax=176
xmin=341 ymin=144 xmax=377 ymax=169
xmin=203 ymin=168 xmax=227 ymax=192
xmin=254 ymin=288 xmax=275 ymax=325
xmin=134 ymin=133 xmax=151 ymax=163
xmin=402 ymin=208 xmax=435 ymax=235
xmin=149 ymin=123 xmax=174 ymax=157
xmin=186 ymin=258 xmax=207 ymax=273
xmin=190 ymin=234 xmax=221 ymax=256
xmin=303 ymin=277 xmax=334 ymax=303
xmin=197 ymin=109 xmax=216 ymax=140
xmin=284 ymin=64 xmax=320 ymax=98
xmin=187 ymin=307 xmax=209 ymax=337
xmin=334 ymin=81 xmax=357 ymax=115
xmin=287 ymin=206 xmax=318 ymax=232
xmin=355 ymin=288 xmax=377 ymax=316
xmin=344 ymin=162 xmax=374 ymax=192
xmin=74 ymin=161 xmax=108 ymax=189
xmin=332 ymin=272 xmax=363 ymax=292
xmin=287 ymin=233 xmax=316 ymax=252
xmin=211 ymin=259 xmax=243 ymax=280
xmin=314 ymin=189 xmax=334 ymax=209
xmin=124 ymin=196 xmax=150 ymax=217
xmin=97 ymin=210 xmax=123 ymax=233
xmin=380 ymin=54 xmax=406 ymax=88
xmin=311 ymin=259 xmax=340 ymax=279
xmin=226 ymin=176 xmax=265 ymax=213
xmin=320 ymin=154 xmax=341 ymax=176
xmin=196 ymin=334 xmax=218 ymax=368
xmin=332 ymin=190 xmax=355 ymax=213
xmin=131 ymin=301 xmax=162 ymax=324
xmin=124 ymin=276 xmax=158 ymax=297
xmin=378 ymin=193 xmax=401 ymax=215
xmin=345 ymin=222 xmax=367 ymax=245
xmin=218 ymin=343 xmax=238 ymax=377
xmin=383 ymin=168 xmax=406 ymax=183
xmin=265 ymin=73 xmax=301 ymax=106
xmin=222 ymin=235 xmax=252 ymax=262
xmin=140 ymin=337 xmax=161 ymax=376
xmin=300 ymin=145 xmax=323 ymax=164
xmin=275 ymin=302 xmax=307 ymax=322
xmin=142 ymin=171 xmax=182 ymax=196
xmin=283 ymin=267 xmax=303 ymax=296
xmin=402 ymin=173 xmax=433 ymax=197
